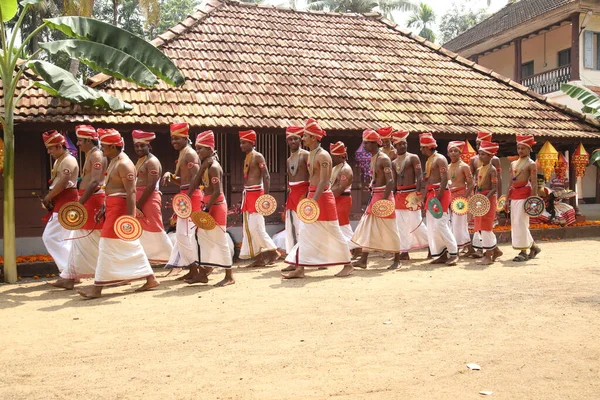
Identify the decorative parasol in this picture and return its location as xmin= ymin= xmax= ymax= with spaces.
xmin=461 ymin=140 xmax=477 ymax=164
xmin=371 ymin=199 xmax=395 ymax=218
xmin=114 ymin=215 xmax=143 ymax=241
xmin=58 ymin=202 xmax=88 ymax=230
xmin=554 ymin=152 xmax=568 ymax=181
xmin=297 ymin=198 xmax=320 ymax=223
xmin=450 ymin=197 xmax=469 ymax=215
xmin=468 ymin=194 xmax=491 ymax=217
xmin=255 ymin=194 xmax=277 ymax=216
xmin=537 ymin=141 xmax=558 ymax=181
xmin=572 ymin=142 xmax=590 ymax=178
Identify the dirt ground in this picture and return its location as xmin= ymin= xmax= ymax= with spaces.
xmin=1 ymin=239 xmax=599 ymax=400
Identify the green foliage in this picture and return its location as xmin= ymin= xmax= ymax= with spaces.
xmin=439 ymin=2 xmax=488 ymax=44
xmin=590 ymin=149 xmax=600 ymax=167
xmin=561 ymin=83 xmax=600 ymax=119
xmin=406 ymin=2 xmax=435 ymax=42
xmin=307 ymin=0 xmax=415 ymax=19
xmin=0 ymin=0 xmax=18 ymax=22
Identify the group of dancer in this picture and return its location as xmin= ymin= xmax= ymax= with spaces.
xmin=40 ymin=119 xmax=543 ymax=296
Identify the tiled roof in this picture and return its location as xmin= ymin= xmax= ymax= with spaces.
xmin=7 ymin=0 xmax=600 ymax=139
xmin=444 ymin=0 xmax=575 ymax=52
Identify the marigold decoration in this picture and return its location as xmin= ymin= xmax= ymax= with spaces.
xmin=572 ymin=142 xmax=590 ymax=178
xmin=554 ymin=152 xmax=568 ymax=181
xmin=461 ymin=140 xmax=477 ymax=164
xmin=537 ymin=141 xmax=559 ymax=180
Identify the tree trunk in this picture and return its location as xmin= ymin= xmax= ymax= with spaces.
xmin=30 ymin=12 xmax=40 ymax=55
xmin=3 ymin=106 xmax=17 ymax=283
xmin=69 ymin=58 xmax=80 ymax=76
xmin=113 ymin=0 xmax=118 ymax=26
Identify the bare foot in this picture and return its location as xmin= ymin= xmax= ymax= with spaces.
xmin=247 ymin=259 xmax=267 ymax=268
xmin=185 ymin=270 xmax=209 ymax=284
xmin=77 ymin=286 xmax=102 ymax=299
xmin=478 ymin=256 xmax=494 ymax=265
xmin=282 ymin=267 xmax=305 ymax=279
xmin=492 ymin=247 xmax=503 ymax=261
xmin=528 ymin=245 xmax=541 ymax=259
xmin=335 ymin=265 xmax=354 ymax=277
xmin=431 ymin=253 xmax=448 ymax=264
xmin=214 ymin=277 xmax=235 ymax=287
xmin=387 ymin=261 xmax=401 ymax=270
xmin=445 ymin=255 xmax=458 ymax=266
xmin=281 ymin=265 xmax=296 ymax=272
xmin=351 ymin=260 xmax=368 ymax=269
xmin=47 ymin=278 xmax=75 ymax=290
xmin=175 ymin=271 xmax=193 ymax=281
xmin=135 ymin=277 xmax=160 ymax=292
xmin=264 ymin=251 xmax=280 ymax=265
xmin=398 ymin=252 xmax=410 ymax=261
xmin=204 ymin=267 xmax=214 ymax=276
xmin=165 ymin=267 xmax=182 ymax=277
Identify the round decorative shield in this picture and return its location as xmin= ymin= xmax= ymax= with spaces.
xmin=297 ymin=198 xmax=320 ymax=224
xmin=524 ymin=196 xmax=545 ymax=217
xmin=58 ymin=202 xmax=88 ymax=230
xmin=114 ymin=215 xmax=143 ymax=241
xmin=450 ymin=197 xmax=469 ymax=215
xmin=191 ymin=211 xmax=216 ymax=230
xmin=172 ymin=193 xmax=192 ymax=219
xmin=404 ymin=192 xmax=422 ymax=211
xmin=372 ymin=199 xmax=395 ymax=218
xmin=255 ymin=194 xmax=277 ymax=216
xmin=427 ymin=197 xmax=443 ymax=219
xmin=468 ymin=194 xmax=491 ymax=217
xmin=497 ymin=195 xmax=507 ymax=212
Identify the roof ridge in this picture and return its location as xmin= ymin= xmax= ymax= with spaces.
xmin=223 ymin=0 xmax=372 ymax=18
xmin=373 ymin=15 xmax=600 ymax=130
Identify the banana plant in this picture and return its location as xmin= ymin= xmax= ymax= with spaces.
xmin=0 ymin=0 xmax=185 ymax=283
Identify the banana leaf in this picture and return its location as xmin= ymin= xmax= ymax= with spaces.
xmin=29 ymin=60 xmax=133 ymax=111
xmin=0 ymin=0 xmax=17 ymax=22
xmin=40 ymin=40 xmax=158 ymax=88
xmin=44 ymin=16 xmax=185 ymax=87
xmin=561 ymin=83 xmax=600 ymax=117
xmin=590 ymin=149 xmax=600 ymax=167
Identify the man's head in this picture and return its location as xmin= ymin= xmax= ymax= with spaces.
xmin=478 ymin=140 xmax=499 ymax=165
xmin=239 ymin=130 xmax=256 ymax=153
xmin=419 ymin=132 xmax=437 ymax=156
xmin=447 ymin=141 xmax=465 ymax=163
xmin=377 ymin=126 xmax=394 ymax=149
xmin=392 ymin=130 xmax=409 ymax=155
xmin=196 ymin=130 xmax=215 ymax=161
xmin=286 ymin=126 xmax=303 ymax=152
xmin=75 ymin=125 xmax=98 ymax=152
xmin=132 ymin=130 xmax=156 ymax=158
xmin=476 ymin=131 xmax=492 ymax=150
xmin=98 ymin=128 xmax=124 ymax=158
xmin=301 ymin=119 xmax=326 ymax=149
xmin=42 ymin=130 xmax=67 ymax=159
xmin=330 ymin=141 xmax=347 ymax=166
xmin=516 ymin=135 xmax=535 ymax=158
xmin=362 ymin=129 xmax=381 ymax=155
xmin=170 ymin=122 xmax=189 ymax=151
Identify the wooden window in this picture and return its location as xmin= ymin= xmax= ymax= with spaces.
xmin=522 ymin=61 xmax=534 ymax=78
xmin=256 ymin=133 xmax=279 ymax=173
xmin=558 ymin=48 xmax=571 ymax=67
xmin=583 ymin=30 xmax=600 ymax=70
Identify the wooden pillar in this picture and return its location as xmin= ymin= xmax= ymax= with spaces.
xmin=571 ymin=12 xmax=580 ymax=81
xmin=514 ymin=37 xmax=522 ymax=83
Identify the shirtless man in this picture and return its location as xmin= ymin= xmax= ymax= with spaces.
xmin=329 ymin=141 xmax=357 ymax=251
xmin=186 ymin=130 xmax=235 ymax=286
xmin=50 ymin=125 xmax=106 ymax=289
xmin=391 ymin=130 xmax=429 ymax=260
xmin=509 ymin=135 xmax=541 ymax=262
xmin=162 ymin=122 xmax=202 ymax=279
xmin=351 ymin=129 xmax=401 ymax=270
xmin=282 ymin=119 xmax=352 ymax=278
xmin=238 ymin=130 xmax=279 ymax=267
xmin=447 ymin=141 xmax=475 ymax=253
xmin=133 ymin=130 xmax=173 ymax=263
xmin=469 ymin=131 xmax=503 ymax=256
xmin=474 ymin=141 xmax=502 ymax=265
xmin=41 ymin=130 xmax=79 ymax=275
xmin=378 ymin=126 xmax=397 ymax=161
xmin=77 ymin=128 xmax=158 ymax=299
xmin=419 ymin=132 xmax=458 ymax=265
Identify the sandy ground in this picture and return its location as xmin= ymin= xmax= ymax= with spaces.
xmin=1 ymin=239 xmax=599 ymax=400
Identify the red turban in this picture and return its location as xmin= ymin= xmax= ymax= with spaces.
xmin=286 ymin=126 xmax=303 ymax=138
xmin=362 ymin=129 xmax=382 ymax=146
xmin=75 ymin=125 xmax=97 ymax=140
xmin=42 ymin=130 xmax=66 ymax=147
xmin=419 ymin=132 xmax=437 ymax=148
xmin=239 ymin=130 xmax=257 ymax=145
xmin=516 ymin=134 xmax=536 ymax=149
xmin=98 ymin=128 xmax=124 ymax=147
xmin=330 ymin=141 xmax=347 ymax=156
xmin=170 ymin=122 xmax=189 ymax=137
xmin=132 ymin=130 xmax=156 ymax=144
xmin=195 ymin=130 xmax=215 ymax=150
xmin=479 ymin=140 xmax=499 ymax=155
xmin=377 ymin=126 xmax=394 ymax=139
xmin=447 ymin=141 xmax=465 ymax=153
xmin=477 ymin=131 xmax=493 ymax=141
xmin=391 ymin=130 xmax=409 ymax=144
xmin=304 ymin=118 xmax=326 ymax=139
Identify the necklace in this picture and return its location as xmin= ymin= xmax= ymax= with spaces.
xmin=330 ymin=163 xmax=343 ymax=185
xmin=135 ymin=154 xmax=151 ymax=176
xmin=174 ymin=146 xmax=193 ymax=177
xmin=308 ymin=146 xmax=322 ymax=177
xmin=289 ymin=149 xmax=301 ymax=177
xmin=101 ymin=153 xmax=122 ymax=189
xmin=243 ymin=150 xmax=255 ymax=179
xmin=425 ymin=152 xmax=439 ymax=179
xmin=512 ymin=157 xmax=530 ymax=181
xmin=369 ymin=150 xmax=380 ymax=175
xmin=395 ymin=153 xmax=408 ymax=178
xmin=477 ymin=163 xmax=491 ymax=191
xmin=449 ymin=160 xmax=462 ymax=180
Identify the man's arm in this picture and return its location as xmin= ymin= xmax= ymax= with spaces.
xmin=257 ymin=154 xmax=270 ymax=194
xmin=314 ymin=155 xmax=331 ymax=201
xmin=462 ymin=164 xmax=475 ymax=196
xmin=332 ymin=167 xmax=352 ymax=197
xmin=381 ymin=158 xmax=394 ymax=199
xmin=79 ymin=153 xmax=105 ymax=205
xmin=120 ymin=163 xmax=137 ymax=216
xmin=529 ymin=162 xmax=538 ymax=196
xmin=413 ymin=156 xmax=423 ymax=194
xmin=436 ymin=157 xmax=449 ymax=201
xmin=487 ymin=167 xmax=498 ymax=199
xmin=45 ymin=157 xmax=77 ymax=206
xmin=187 ymin=156 xmax=213 ymax=197
xmin=137 ymin=158 xmax=160 ymax=209
xmin=204 ymin=165 xmax=222 ymax=211
xmin=492 ymin=157 xmax=503 ymax=196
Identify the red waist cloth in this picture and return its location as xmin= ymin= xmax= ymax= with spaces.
xmin=395 ymin=184 xmax=418 ymax=211
xmin=335 ymin=195 xmax=352 ymax=225
xmin=136 ymin=187 xmax=165 ymax=233
xmin=78 ymin=189 xmax=104 ymax=230
xmin=509 ymin=182 xmax=531 ymax=200
xmin=101 ymin=196 xmax=128 ymax=239
xmin=178 ymin=188 xmax=203 ymax=213
xmin=426 ymin=184 xmax=451 ymax=213
xmin=474 ymin=191 xmax=497 ymax=231
xmin=241 ymin=187 xmax=263 ymax=214
xmin=308 ymin=186 xmax=337 ymax=221
xmin=450 ymin=186 xmax=466 ymax=200
xmin=366 ymin=189 xmax=395 ymax=219
xmin=286 ymin=181 xmax=309 ymax=211
xmin=53 ymin=189 xmax=79 ymax=213
xmin=205 ymin=193 xmax=227 ymax=226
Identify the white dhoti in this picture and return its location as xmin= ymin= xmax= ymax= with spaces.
xmin=351 ymin=215 xmax=401 ymax=252
xmin=166 ymin=216 xmax=198 ymax=268
xmin=480 ymin=230 xmax=497 ymax=250
xmin=42 ymin=215 xmax=73 ymax=273
xmin=472 ymin=231 xmax=482 ymax=250
xmin=197 ymin=226 xmax=232 ymax=268
xmin=94 ymin=238 xmax=153 ymax=285
xmin=426 ymin=212 xmax=458 ymax=257
xmin=240 ymin=212 xmax=277 ymax=259
xmin=140 ymin=230 xmax=173 ymax=263
xmin=285 ymin=210 xmax=301 ymax=254
xmin=396 ymin=210 xmax=429 ymax=253
xmin=450 ymin=212 xmax=471 ymax=248
xmin=60 ymin=230 xmax=100 ymax=279
xmin=340 ymin=224 xmax=359 ymax=250
xmin=510 ymin=199 xmax=533 ymax=250
xmin=272 ymin=230 xmax=286 ymax=251
xmin=285 ymin=220 xmax=351 ymax=266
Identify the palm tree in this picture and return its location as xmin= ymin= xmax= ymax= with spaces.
xmin=407 ymin=2 xmax=436 ymax=42
xmin=308 ymin=0 xmax=415 ymax=20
